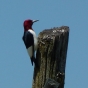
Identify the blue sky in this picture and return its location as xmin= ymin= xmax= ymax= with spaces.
xmin=0 ymin=0 xmax=88 ymax=88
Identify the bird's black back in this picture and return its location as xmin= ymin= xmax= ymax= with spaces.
xmin=22 ymin=31 xmax=34 ymax=49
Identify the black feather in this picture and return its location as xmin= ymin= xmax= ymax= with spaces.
xmin=22 ymin=31 xmax=34 ymax=49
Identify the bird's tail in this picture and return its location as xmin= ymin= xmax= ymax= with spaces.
xmin=31 ymin=56 xmax=39 ymax=68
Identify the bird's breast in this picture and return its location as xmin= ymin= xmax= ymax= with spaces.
xmin=34 ymin=37 xmax=38 ymax=50
xmin=28 ymin=29 xmax=38 ymax=50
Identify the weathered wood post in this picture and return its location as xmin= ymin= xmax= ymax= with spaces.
xmin=32 ymin=26 xmax=69 ymax=88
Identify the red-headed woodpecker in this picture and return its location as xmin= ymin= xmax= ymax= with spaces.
xmin=22 ymin=19 xmax=39 ymax=67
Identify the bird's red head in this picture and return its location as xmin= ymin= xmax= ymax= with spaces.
xmin=23 ymin=19 xmax=39 ymax=31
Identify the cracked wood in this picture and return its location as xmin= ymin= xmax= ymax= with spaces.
xmin=32 ymin=26 xmax=69 ymax=88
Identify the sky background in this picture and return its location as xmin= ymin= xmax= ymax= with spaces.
xmin=0 ymin=0 xmax=88 ymax=88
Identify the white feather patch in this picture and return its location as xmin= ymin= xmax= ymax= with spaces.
xmin=28 ymin=29 xmax=38 ymax=50
xmin=27 ymin=46 xmax=33 ymax=58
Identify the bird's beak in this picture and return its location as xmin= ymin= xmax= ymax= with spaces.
xmin=32 ymin=20 xmax=39 ymax=23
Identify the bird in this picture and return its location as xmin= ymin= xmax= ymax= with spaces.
xmin=22 ymin=19 xmax=39 ymax=67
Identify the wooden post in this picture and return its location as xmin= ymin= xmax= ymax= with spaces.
xmin=32 ymin=26 xmax=69 ymax=88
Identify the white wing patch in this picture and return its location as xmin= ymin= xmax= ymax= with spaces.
xmin=27 ymin=46 xmax=33 ymax=58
